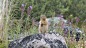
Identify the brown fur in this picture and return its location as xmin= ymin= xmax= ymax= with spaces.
xmin=39 ymin=15 xmax=48 ymax=33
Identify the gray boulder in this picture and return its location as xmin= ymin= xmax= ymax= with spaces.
xmin=8 ymin=32 xmax=68 ymax=48
xmin=47 ymin=17 xmax=67 ymax=26
xmin=47 ymin=17 xmax=67 ymax=24
xmin=47 ymin=17 xmax=84 ymax=42
xmin=63 ymin=25 xmax=85 ymax=41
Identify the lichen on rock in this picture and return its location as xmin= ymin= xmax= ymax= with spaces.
xmin=8 ymin=32 xmax=68 ymax=48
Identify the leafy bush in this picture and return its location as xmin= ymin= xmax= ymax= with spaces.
xmin=10 ymin=0 xmax=86 ymax=20
xmin=10 ymin=0 xmax=69 ymax=20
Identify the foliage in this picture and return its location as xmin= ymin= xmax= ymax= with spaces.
xmin=9 ymin=0 xmax=86 ymax=28
xmin=0 ymin=39 xmax=11 ymax=48
xmin=10 ymin=0 xmax=86 ymax=20
xmin=0 ymin=43 xmax=5 ymax=48
xmin=10 ymin=0 xmax=69 ymax=20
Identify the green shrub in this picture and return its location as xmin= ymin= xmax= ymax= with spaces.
xmin=10 ymin=0 xmax=86 ymax=25
xmin=10 ymin=0 xmax=69 ymax=20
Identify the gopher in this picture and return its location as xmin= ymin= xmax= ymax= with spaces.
xmin=39 ymin=15 xmax=48 ymax=33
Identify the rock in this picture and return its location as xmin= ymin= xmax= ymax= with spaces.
xmin=47 ymin=17 xmax=67 ymax=26
xmin=8 ymin=32 xmax=68 ymax=48
xmin=46 ymin=17 xmax=85 ymax=42
xmin=63 ymin=25 xmax=85 ymax=41
xmin=47 ymin=17 xmax=67 ymax=24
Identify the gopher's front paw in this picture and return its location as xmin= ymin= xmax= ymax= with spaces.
xmin=41 ymin=23 xmax=43 ymax=27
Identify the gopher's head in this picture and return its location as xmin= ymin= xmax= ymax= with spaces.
xmin=40 ymin=15 xmax=46 ymax=21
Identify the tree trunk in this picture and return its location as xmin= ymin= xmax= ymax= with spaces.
xmin=0 ymin=0 xmax=4 ymax=39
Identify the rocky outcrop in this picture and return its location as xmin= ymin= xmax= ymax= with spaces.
xmin=63 ymin=25 xmax=85 ymax=41
xmin=47 ymin=17 xmax=84 ymax=41
xmin=47 ymin=17 xmax=67 ymax=24
xmin=8 ymin=32 xmax=68 ymax=48
xmin=47 ymin=17 xmax=67 ymax=26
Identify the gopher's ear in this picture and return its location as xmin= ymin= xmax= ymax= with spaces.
xmin=40 ymin=15 xmax=43 ymax=19
xmin=41 ymin=15 xmax=46 ymax=17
